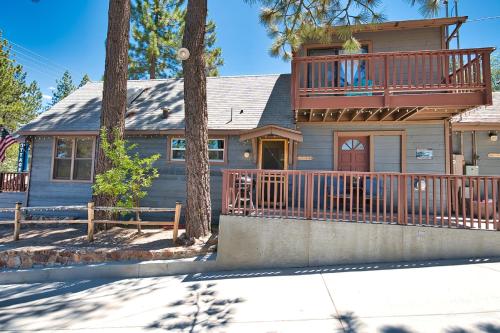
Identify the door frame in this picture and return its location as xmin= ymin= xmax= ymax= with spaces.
xmin=333 ymin=130 xmax=407 ymax=172
xmin=258 ymin=138 xmax=289 ymax=170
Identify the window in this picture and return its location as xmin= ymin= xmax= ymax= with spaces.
xmin=341 ymin=139 xmax=365 ymax=151
xmin=53 ymin=137 xmax=94 ymax=181
xmin=170 ymin=138 xmax=225 ymax=163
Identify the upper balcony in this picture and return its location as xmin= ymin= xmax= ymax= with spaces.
xmin=291 ymin=48 xmax=495 ymax=122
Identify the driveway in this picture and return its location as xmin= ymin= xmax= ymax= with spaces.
xmin=0 ymin=258 xmax=499 ymax=332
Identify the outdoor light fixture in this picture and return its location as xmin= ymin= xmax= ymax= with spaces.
xmin=243 ymin=150 xmax=251 ymax=159
xmin=177 ymin=48 xmax=190 ymax=61
xmin=489 ymin=132 xmax=498 ymax=142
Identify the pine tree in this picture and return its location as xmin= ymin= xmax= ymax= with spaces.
xmin=94 ymin=0 xmax=131 ymax=216
xmin=0 ymin=32 xmax=42 ymax=130
xmin=49 ymin=70 xmax=76 ymax=106
xmin=246 ymin=0 xmax=445 ymax=60
xmin=129 ymin=0 xmax=223 ymax=79
xmin=205 ymin=20 xmax=223 ymax=77
xmin=492 ymin=52 xmax=500 ymax=92
xmin=0 ymin=32 xmax=42 ymax=172
xmin=79 ymin=74 xmax=91 ymax=87
xmin=182 ymin=0 xmax=211 ymax=239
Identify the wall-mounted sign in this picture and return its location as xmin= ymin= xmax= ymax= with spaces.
xmin=488 ymin=153 xmax=500 ymax=158
xmin=416 ymin=148 xmax=433 ymax=160
xmin=298 ymin=156 xmax=314 ymax=161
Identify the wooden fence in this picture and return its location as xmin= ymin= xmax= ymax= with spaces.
xmin=222 ymin=169 xmax=500 ymax=231
xmin=0 ymin=201 xmax=182 ymax=242
xmin=0 ymin=172 xmax=29 ymax=192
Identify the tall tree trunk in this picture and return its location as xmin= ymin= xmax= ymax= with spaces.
xmin=149 ymin=53 xmax=156 ymax=79
xmin=182 ymin=0 xmax=211 ymax=239
xmin=94 ymin=0 xmax=131 ymax=213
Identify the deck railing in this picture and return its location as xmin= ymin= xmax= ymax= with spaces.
xmin=222 ymin=169 xmax=500 ymax=231
xmin=0 ymin=172 xmax=29 ymax=192
xmin=291 ymin=48 xmax=494 ymax=108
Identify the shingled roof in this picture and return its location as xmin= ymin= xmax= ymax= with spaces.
xmin=452 ymin=92 xmax=500 ymax=130
xmin=18 ymin=74 xmax=293 ymax=135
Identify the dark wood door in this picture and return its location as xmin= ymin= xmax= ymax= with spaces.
xmin=338 ymin=136 xmax=370 ymax=172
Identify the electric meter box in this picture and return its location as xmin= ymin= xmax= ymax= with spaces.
xmin=465 ymin=165 xmax=479 ymax=176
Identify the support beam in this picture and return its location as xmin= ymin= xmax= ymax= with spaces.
xmin=350 ymin=110 xmax=362 ymax=122
xmin=397 ymin=108 xmax=420 ymax=121
xmin=336 ymin=109 xmax=347 ymax=122
xmin=323 ymin=109 xmax=331 ymax=122
xmin=401 ymin=107 xmax=421 ymax=121
xmin=364 ymin=108 xmax=383 ymax=121
xmin=379 ymin=108 xmax=399 ymax=121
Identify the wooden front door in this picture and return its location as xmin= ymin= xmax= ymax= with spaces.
xmin=338 ymin=136 xmax=370 ymax=172
xmin=258 ymin=139 xmax=288 ymax=207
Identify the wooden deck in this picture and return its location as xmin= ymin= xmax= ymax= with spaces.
xmin=222 ymin=169 xmax=500 ymax=232
xmin=291 ymin=48 xmax=495 ymax=122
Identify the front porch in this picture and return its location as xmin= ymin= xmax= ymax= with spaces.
xmin=221 ymin=169 xmax=500 ymax=231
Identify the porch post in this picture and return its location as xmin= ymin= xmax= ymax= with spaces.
xmin=305 ymin=172 xmax=314 ymax=219
xmin=221 ymin=170 xmax=228 ymax=215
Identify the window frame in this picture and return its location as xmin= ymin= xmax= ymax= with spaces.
xmin=169 ymin=136 xmax=227 ymax=165
xmin=51 ymin=136 xmax=96 ymax=183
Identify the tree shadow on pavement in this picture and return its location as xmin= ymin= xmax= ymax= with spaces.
xmin=0 ymin=277 xmax=181 ymax=331
xmin=334 ymin=311 xmax=500 ymax=333
xmin=147 ymin=282 xmax=244 ymax=332
xmin=184 ymin=257 xmax=500 ymax=283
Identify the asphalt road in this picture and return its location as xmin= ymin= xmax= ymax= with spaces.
xmin=1 ymin=258 xmax=499 ymax=333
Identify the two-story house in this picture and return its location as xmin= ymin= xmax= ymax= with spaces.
xmin=8 ymin=16 xmax=497 ymax=228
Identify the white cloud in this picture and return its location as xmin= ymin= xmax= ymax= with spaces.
xmin=48 ymin=86 xmax=56 ymax=91
xmin=42 ymin=94 xmax=51 ymax=100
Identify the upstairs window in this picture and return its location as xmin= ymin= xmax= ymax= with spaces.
xmin=170 ymin=138 xmax=225 ymax=163
xmin=53 ymin=137 xmax=95 ymax=181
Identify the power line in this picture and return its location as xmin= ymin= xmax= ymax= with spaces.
xmin=4 ymin=38 xmax=70 ymax=72
xmin=465 ymin=15 xmax=500 ymax=23
xmin=9 ymin=47 xmax=65 ymax=77
xmin=14 ymin=63 xmax=60 ymax=81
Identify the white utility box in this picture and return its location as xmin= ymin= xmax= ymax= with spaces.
xmin=465 ymin=165 xmax=479 ymax=176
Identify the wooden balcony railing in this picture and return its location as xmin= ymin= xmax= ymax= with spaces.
xmin=291 ymin=48 xmax=494 ymax=110
xmin=0 ymin=172 xmax=29 ymax=192
xmin=222 ymin=169 xmax=500 ymax=231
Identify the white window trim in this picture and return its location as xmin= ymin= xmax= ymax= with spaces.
xmin=51 ymin=136 xmax=96 ymax=183
xmin=170 ymin=137 xmax=226 ymax=163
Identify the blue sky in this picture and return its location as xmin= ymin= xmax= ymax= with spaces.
xmin=1 ymin=0 xmax=499 ymax=104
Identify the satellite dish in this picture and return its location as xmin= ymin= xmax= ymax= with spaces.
xmin=177 ymin=48 xmax=190 ymax=61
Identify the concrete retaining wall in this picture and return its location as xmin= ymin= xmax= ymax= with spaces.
xmin=217 ymin=216 xmax=500 ymax=269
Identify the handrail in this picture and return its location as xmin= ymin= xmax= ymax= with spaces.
xmin=292 ymin=47 xmax=496 ymax=62
xmin=222 ymin=169 xmax=500 ymax=231
xmin=0 ymin=172 xmax=29 ymax=192
xmin=291 ymin=47 xmax=494 ymax=109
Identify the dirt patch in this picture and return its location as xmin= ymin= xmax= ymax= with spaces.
xmin=0 ymin=224 xmax=217 ymax=270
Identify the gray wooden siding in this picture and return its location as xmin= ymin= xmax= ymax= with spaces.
xmin=27 ymin=124 xmax=447 ymax=220
xmin=295 ymin=123 xmax=446 ymax=174
xmin=298 ymin=27 xmax=443 ymax=56
xmin=118 ymin=135 xmax=255 ymax=221
xmin=27 ymin=137 xmax=93 ymax=217
xmin=453 ymin=130 xmax=500 ymax=176
xmin=374 ymin=136 xmax=401 ymax=172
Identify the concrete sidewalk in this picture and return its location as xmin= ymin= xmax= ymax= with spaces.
xmin=0 ymin=259 xmax=499 ymax=332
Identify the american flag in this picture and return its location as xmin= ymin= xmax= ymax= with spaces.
xmin=0 ymin=127 xmax=16 ymax=163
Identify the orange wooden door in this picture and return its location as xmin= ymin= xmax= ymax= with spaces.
xmin=338 ymin=136 xmax=370 ymax=172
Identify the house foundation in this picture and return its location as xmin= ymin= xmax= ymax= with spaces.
xmin=217 ymin=215 xmax=500 ymax=269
